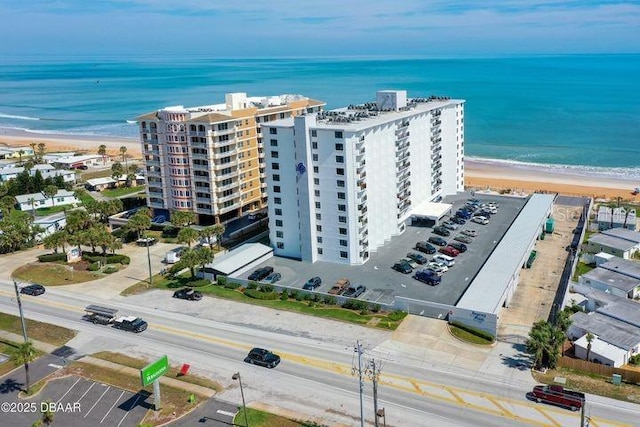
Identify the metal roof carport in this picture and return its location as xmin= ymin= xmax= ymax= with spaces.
xmin=410 ymin=201 xmax=453 ymax=222
xmin=201 ymin=243 xmax=273 ymax=280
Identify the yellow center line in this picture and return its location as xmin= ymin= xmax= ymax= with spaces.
xmin=534 ymin=407 xmax=562 ymax=427
xmin=487 ymin=396 xmax=515 ymax=417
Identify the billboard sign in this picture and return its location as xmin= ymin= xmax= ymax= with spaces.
xmin=141 ymin=355 xmax=169 ymax=387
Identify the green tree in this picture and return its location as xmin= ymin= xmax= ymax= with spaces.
xmin=212 ymin=223 xmax=225 ymax=250
xmin=32 ymin=170 xmax=45 ymax=193
xmin=195 ymin=246 xmax=214 ymax=272
xmin=180 ymin=247 xmax=212 ymax=278
xmin=43 ymin=185 xmax=58 ymax=207
xmin=37 ymin=143 xmax=46 ymax=163
xmin=0 ymin=210 xmax=32 ymax=252
xmin=119 ymin=145 xmax=128 ymax=169
xmin=11 ymin=341 xmax=37 ymax=393
xmin=526 ymin=320 xmax=565 ymax=369
xmin=554 ymin=309 xmax=573 ymax=333
xmin=125 ymin=164 xmax=137 ymax=188
xmin=98 ymin=144 xmax=107 ymax=165
xmin=65 ymin=209 xmax=92 ymax=236
xmin=29 ymin=142 xmax=37 ymax=161
xmin=177 ymin=227 xmax=199 ymax=248
xmin=43 ymin=231 xmax=67 ymax=253
xmin=127 ymin=210 xmax=151 ymax=239
xmin=111 ymin=162 xmax=125 ymax=183
xmin=199 ymin=226 xmax=217 ymax=248
xmin=17 ymin=149 xmax=25 ymax=163
xmin=585 ymin=332 xmax=595 ymax=362
xmin=171 ymin=210 xmax=197 ymax=228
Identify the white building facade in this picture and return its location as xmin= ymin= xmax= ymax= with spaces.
xmin=264 ymin=91 xmax=465 ymax=265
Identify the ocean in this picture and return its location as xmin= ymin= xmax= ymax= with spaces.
xmin=0 ymin=54 xmax=639 ymax=175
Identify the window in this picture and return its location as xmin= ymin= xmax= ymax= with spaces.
xmin=277 ymin=242 xmax=284 ymax=249
xmin=270 ymin=139 xmax=278 ymax=146
xmin=316 ymin=213 xmax=322 ymax=220
xmin=314 ymin=190 xmax=320 ymax=197
xmin=317 ymin=248 xmax=323 ymax=254
xmin=340 ymin=251 xmax=348 ymax=258
xmin=312 ymin=154 xmax=318 ymax=162
xmin=275 ymin=219 xmax=283 ymax=227
xmin=274 ymin=186 xmax=281 ymax=193
xmin=275 ymin=208 xmax=282 ymax=216
xmin=339 ymin=228 xmax=347 ymax=235
xmin=312 ymin=141 xmax=318 ymax=149
xmin=339 ymin=216 xmax=347 ymax=223
xmin=274 ymin=197 xmax=281 ymax=204
xmin=337 ymin=180 xmax=345 ymax=187
xmin=340 ymin=239 xmax=347 ymax=247
xmin=271 ymin=151 xmax=279 ymax=159
xmin=338 ymin=192 xmax=345 ymax=200
xmin=272 ymin=162 xmax=279 ymax=170
xmin=336 ymin=155 xmax=344 ymax=163
xmin=336 ymin=168 xmax=344 ymax=176
xmin=317 ymin=236 xmax=323 ymax=243
xmin=335 ymin=131 xmax=343 ymax=138
xmin=269 ymin=128 xmax=277 ymax=135
xmin=316 ymin=225 xmax=322 ymax=232
xmin=338 ymin=204 xmax=346 ymax=211
xmin=335 ymin=143 xmax=343 ymax=151
xmin=276 ymin=231 xmax=283 ymax=238
xmin=311 ymin=130 xmax=317 ymax=137
xmin=273 ymin=174 xmax=280 ymax=182
xmin=313 ymin=166 xmax=319 ymax=173
xmin=314 ymin=178 xmax=320 ymax=185
xmin=315 ymin=202 xmax=321 ymax=209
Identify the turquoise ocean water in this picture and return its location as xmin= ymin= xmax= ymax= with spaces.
xmin=0 ymin=55 xmax=638 ymax=175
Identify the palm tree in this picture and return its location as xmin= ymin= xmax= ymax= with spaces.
xmin=37 ymin=143 xmax=46 ymax=163
xmin=119 ymin=146 xmax=128 ymax=169
xmin=212 ymin=223 xmax=225 ymax=250
xmin=28 ymin=197 xmax=36 ymax=219
xmin=554 ymin=309 xmax=573 ymax=333
xmin=32 ymin=400 xmax=55 ymax=426
xmin=177 ymin=227 xmax=199 ymax=248
xmin=199 ymin=226 xmax=217 ymax=248
xmin=29 ymin=142 xmax=37 ymax=160
xmin=98 ymin=144 xmax=107 ymax=165
xmin=585 ymin=332 xmax=595 ymax=362
xmin=12 ymin=341 xmax=37 ymax=393
xmin=43 ymin=185 xmax=59 ymax=207
xmin=18 ymin=149 xmax=25 ymax=163
xmin=526 ymin=320 xmax=550 ymax=369
xmin=127 ymin=210 xmax=151 ymax=239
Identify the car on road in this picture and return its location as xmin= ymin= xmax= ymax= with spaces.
xmin=433 ymin=226 xmax=451 ymax=237
xmin=303 ymin=276 xmax=322 ymax=290
xmin=450 ymin=217 xmax=466 ymax=225
xmin=448 ymin=242 xmax=468 ymax=253
xmin=425 ymin=262 xmax=448 ymax=275
xmin=343 ymin=284 xmax=366 ymax=298
xmin=392 ymin=261 xmax=413 ymax=274
xmin=441 ymin=221 xmax=459 ymax=231
xmin=414 ymin=269 xmax=441 ymax=286
xmin=20 ymin=284 xmax=45 ymax=296
xmin=262 ymin=272 xmax=282 ymax=284
xmin=244 ymin=348 xmax=281 ymax=368
xmin=173 ymin=288 xmax=203 ymax=301
xmin=428 ymin=236 xmax=447 ymax=246
xmin=415 ymin=241 xmax=437 ymax=254
xmin=248 ymin=266 xmax=274 ymax=281
xmin=113 ymin=316 xmax=148 ymax=333
xmin=471 ymin=216 xmax=489 ymax=225
xmin=406 ymin=252 xmax=428 ymax=265
xmin=454 ymin=234 xmax=473 ymax=244
xmin=439 ymin=246 xmax=460 ymax=257
xmin=461 ymin=229 xmax=478 ymax=237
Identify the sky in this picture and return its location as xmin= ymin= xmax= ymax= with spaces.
xmin=1 ymin=0 xmax=639 ymax=57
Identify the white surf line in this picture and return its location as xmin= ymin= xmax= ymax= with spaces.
xmin=56 ymin=377 xmax=81 ymax=404
xmin=85 ymin=385 xmax=110 ymax=418
xmin=101 ymin=390 xmax=125 ymax=423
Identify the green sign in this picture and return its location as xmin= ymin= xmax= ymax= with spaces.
xmin=141 ymin=355 xmax=169 ymax=387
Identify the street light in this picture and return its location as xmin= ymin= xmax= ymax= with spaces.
xmin=232 ymin=372 xmax=249 ymax=427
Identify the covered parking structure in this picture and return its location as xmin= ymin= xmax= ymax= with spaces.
xmin=410 ymin=200 xmax=452 ymax=226
xmin=450 ymin=193 xmax=555 ymax=336
xmin=200 ymin=243 xmax=273 ymax=281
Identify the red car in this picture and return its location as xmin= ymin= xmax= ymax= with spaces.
xmin=439 ymin=246 xmax=460 ymax=257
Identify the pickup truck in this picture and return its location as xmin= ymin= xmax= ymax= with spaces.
xmin=328 ymin=278 xmax=350 ymax=295
xmin=113 ymin=316 xmax=148 ymax=333
xmin=532 ymin=384 xmax=585 ymax=411
xmin=84 ymin=305 xmax=118 ymax=325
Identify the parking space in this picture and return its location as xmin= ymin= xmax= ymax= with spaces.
xmin=239 ymin=192 xmax=529 ymax=307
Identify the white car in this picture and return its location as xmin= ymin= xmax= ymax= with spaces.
xmin=461 ymin=229 xmax=478 ymax=237
xmin=471 ymin=216 xmax=489 ymax=225
xmin=442 ymin=221 xmax=459 ymax=230
xmin=425 ymin=262 xmax=448 ymax=275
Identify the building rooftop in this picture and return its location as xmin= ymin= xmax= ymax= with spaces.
xmin=601 ymin=227 xmax=640 ymax=243
xmin=456 ymin=193 xmax=555 ymax=314
xmin=204 ymin=243 xmax=273 ymax=275
xmin=588 ymin=234 xmax=637 ymax=251
xmin=581 ymin=267 xmax=640 ymax=292
xmin=15 ymin=189 xmax=77 ymax=204
xmin=52 ymin=154 xmax=102 ymax=164
xmin=571 ymin=311 xmax=640 ymax=350
xmin=597 ymin=206 xmax=636 ymax=225
xmin=574 ymin=333 xmax=629 ymax=361
xmin=600 ymin=258 xmax=640 ymax=280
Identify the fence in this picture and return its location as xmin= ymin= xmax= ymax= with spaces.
xmin=558 ymin=357 xmax=640 ymax=384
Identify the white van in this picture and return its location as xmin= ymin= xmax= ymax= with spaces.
xmin=165 ymin=246 xmax=187 ymax=264
xmin=433 ymin=254 xmax=455 ymax=267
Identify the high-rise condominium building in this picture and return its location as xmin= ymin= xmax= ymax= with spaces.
xmin=263 ymin=90 xmax=465 ymax=265
xmin=137 ymin=93 xmax=325 ymax=224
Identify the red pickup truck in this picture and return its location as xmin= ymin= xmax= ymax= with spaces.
xmin=532 ymin=385 xmax=585 ymax=411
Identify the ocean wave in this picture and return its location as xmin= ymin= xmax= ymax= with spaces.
xmin=0 ymin=112 xmax=40 ymax=121
xmin=467 ymin=156 xmax=640 ymax=181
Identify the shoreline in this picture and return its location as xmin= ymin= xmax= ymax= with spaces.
xmin=0 ymin=127 xmax=638 ymax=201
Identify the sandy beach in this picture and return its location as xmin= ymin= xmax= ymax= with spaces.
xmin=1 ymin=127 xmax=638 ymax=201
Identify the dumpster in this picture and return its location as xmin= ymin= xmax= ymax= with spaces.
xmin=545 ymin=218 xmax=555 ymax=233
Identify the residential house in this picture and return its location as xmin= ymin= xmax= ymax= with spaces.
xmin=578 ymin=267 xmax=640 ymax=299
xmin=15 ymin=190 xmax=79 ymax=211
xmin=597 ymin=206 xmax=636 ymax=231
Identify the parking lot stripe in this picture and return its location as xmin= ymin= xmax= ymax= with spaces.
xmin=216 ymin=410 xmax=236 ymax=417
xmin=77 ymin=381 xmax=96 ymax=404
xmin=85 ymin=386 xmax=110 ymax=418
xmin=56 ymin=377 xmax=81 ymax=404
xmin=101 ymin=390 xmax=125 ymax=423
xmin=116 ymin=392 xmax=144 ymax=427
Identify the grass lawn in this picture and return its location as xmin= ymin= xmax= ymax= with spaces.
xmin=91 ymin=351 xmax=222 ymax=392
xmin=0 ymin=341 xmax=25 ymax=376
xmin=75 ymin=189 xmax=95 ymax=205
xmin=0 ymin=313 xmax=76 ymax=347
xmin=101 ymin=185 xmax=145 ymax=198
xmin=572 ymin=261 xmax=595 ymax=281
xmin=234 ymin=407 xmax=308 ymax=427
xmin=533 ymin=367 xmax=640 ymax=404
xmin=12 ymin=263 xmax=102 ymax=285
xmin=449 ymin=325 xmax=494 ymax=345
xmin=35 ymin=205 xmax=70 ymax=216
xmin=80 ymin=169 xmax=113 ymax=180
xmin=121 ymin=275 xmax=407 ymax=331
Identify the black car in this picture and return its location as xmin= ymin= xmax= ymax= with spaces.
xmin=450 ymin=217 xmax=466 ymax=225
xmin=415 ymin=241 xmax=436 ymax=254
xmin=20 ymin=284 xmax=45 ymax=296
xmin=343 ymin=285 xmax=366 ymax=298
xmin=433 ymin=226 xmax=450 ymax=237
xmin=173 ymin=288 xmax=203 ymax=301
xmin=244 ymin=348 xmax=281 ymax=368
xmin=406 ymin=252 xmax=428 ymax=264
xmin=248 ymin=266 xmax=274 ymax=281
xmin=392 ymin=261 xmax=413 ymax=274
xmin=449 ymin=242 xmax=468 ymax=253
xmin=303 ymin=276 xmax=322 ymax=290
xmin=428 ymin=236 xmax=447 ymax=246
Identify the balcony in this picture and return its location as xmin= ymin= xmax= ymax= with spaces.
xmin=191 ymin=152 xmax=210 ymax=161
xmin=397 ymin=161 xmax=410 ymax=171
xmin=432 ymin=146 xmax=442 ymax=154
xmin=218 ymin=180 xmax=239 ymax=191
xmin=396 ymin=131 xmax=410 ymax=140
xmin=432 ymin=128 xmax=442 ymax=135
xmin=217 ymin=193 xmax=240 ymax=203
xmin=212 ymin=127 xmax=235 ymax=137
xmin=433 ymin=110 xmax=442 ymax=117
xmin=196 ymin=196 xmax=212 ymax=204
xmin=431 ymin=153 xmax=442 ymax=162
xmin=213 ymin=148 xmax=237 ymax=159
xmin=218 ymin=200 xmax=242 ymax=213
xmin=431 ymin=136 xmax=442 ymax=144
xmin=398 ymin=120 xmax=410 ymax=128
xmin=214 ymin=158 xmax=238 ymax=170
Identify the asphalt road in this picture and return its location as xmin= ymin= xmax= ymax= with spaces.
xmin=0 ymin=283 xmax=638 ymax=427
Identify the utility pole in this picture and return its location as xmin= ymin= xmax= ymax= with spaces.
xmin=353 ymin=341 xmax=365 ymax=427
xmin=368 ymin=358 xmax=382 ymax=427
xmin=12 ymin=280 xmax=29 ymax=343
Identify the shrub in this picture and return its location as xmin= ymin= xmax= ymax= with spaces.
xmin=387 ymin=310 xmax=407 ymax=321
xmin=103 ymin=266 xmax=118 ymax=274
xmin=187 ymin=279 xmax=210 ymax=288
xmin=37 ymin=253 xmax=67 ymax=263
xmin=323 ymin=296 xmax=337 ymax=306
xmin=359 ymin=309 xmax=369 ymax=316
xmin=308 ymin=301 xmax=316 ymax=308
xmin=260 ymin=284 xmax=274 ymax=293
xmin=224 ymin=281 xmax=242 ymax=290
xmin=450 ymin=321 xmax=495 ymax=342
xmin=82 ymin=253 xmax=130 ymax=265
xmin=294 ymin=292 xmax=304 ymax=301
xmin=216 ymin=276 xmax=227 ymax=286
xmin=244 ymin=289 xmax=278 ymax=300
xmin=280 ymin=290 xmax=289 ymax=300
xmin=343 ymin=299 xmax=368 ymax=311
xmin=88 ymin=262 xmax=101 ymax=271
xmin=246 ymin=281 xmax=258 ymax=290
xmin=630 ymin=354 xmax=640 ymax=366
xmin=371 ymin=304 xmax=381 ymax=313
xmin=169 ymin=261 xmax=187 ymax=275
xmin=289 ymin=290 xmax=298 ymax=300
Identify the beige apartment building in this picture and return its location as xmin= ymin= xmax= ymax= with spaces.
xmin=137 ymin=93 xmax=325 ymax=224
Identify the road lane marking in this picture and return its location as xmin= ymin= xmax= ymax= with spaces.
xmin=535 ymin=407 xmax=562 ymax=427
xmin=56 ymin=377 xmax=81 ymax=404
xmin=48 ymin=363 xmax=64 ymax=369
xmin=445 ymin=387 xmax=466 ymax=405
xmin=85 ymin=385 xmax=110 ymax=418
xmin=487 ymin=396 xmax=515 ymax=417
xmin=101 ymin=390 xmax=125 ymax=423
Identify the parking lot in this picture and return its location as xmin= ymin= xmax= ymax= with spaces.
xmin=238 ymin=192 xmax=529 ymax=307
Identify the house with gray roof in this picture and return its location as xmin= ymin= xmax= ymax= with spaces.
xmin=578 ymin=267 xmax=640 ymax=299
xmin=15 ymin=190 xmax=79 ymax=211
xmin=597 ymin=206 xmax=636 ymax=231
xmin=600 ymin=257 xmax=640 ymax=281
xmin=587 ymin=233 xmax=640 ymax=259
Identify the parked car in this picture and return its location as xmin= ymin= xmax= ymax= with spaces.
xmin=467 ymin=198 xmax=481 ymax=205
xmin=303 ymin=276 xmax=322 ymax=290
xmin=262 ymin=272 xmax=282 ymax=284
xmin=414 ymin=269 xmax=441 ymax=286
xmin=425 ymin=262 xmax=448 ymax=275
xmin=392 ymin=261 xmax=413 ymax=274
xmin=454 ymin=234 xmax=473 ymax=244
xmin=343 ymin=284 xmax=366 ymax=298
xmin=406 ymin=252 xmax=428 ymax=264
xmin=450 ymin=217 xmax=466 ymax=225
xmin=173 ymin=288 xmax=203 ymax=301
xmin=329 ymin=278 xmax=350 ymax=295
xmin=433 ymin=226 xmax=451 ymax=237
xmin=480 ymin=207 xmax=496 ymax=216
xmin=428 ymin=236 xmax=447 ymax=246
xmin=441 ymin=221 xmax=459 ymax=231
xmin=20 ymin=284 xmax=45 ymax=296
xmin=456 ymin=210 xmax=473 ymax=220
xmin=433 ymin=254 xmax=456 ymax=267
xmin=244 ymin=348 xmax=281 ymax=368
xmin=401 ymin=257 xmax=419 ymax=269
xmin=248 ymin=266 xmax=274 ymax=281
xmin=415 ymin=241 xmax=437 ymax=254
xmin=471 ymin=216 xmax=489 ymax=225
xmin=439 ymin=246 xmax=460 ymax=257
xmin=136 ymin=237 xmax=157 ymax=247
xmin=448 ymin=242 xmax=468 ymax=253
xmin=461 ymin=229 xmax=478 ymax=237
